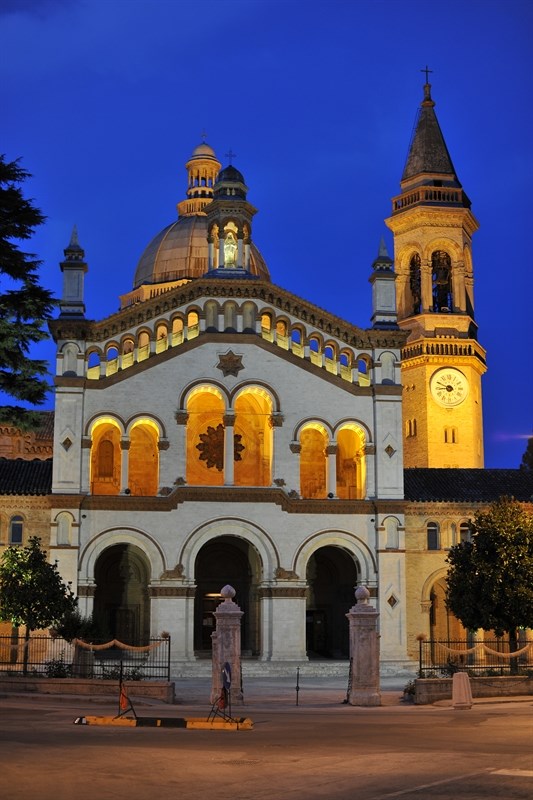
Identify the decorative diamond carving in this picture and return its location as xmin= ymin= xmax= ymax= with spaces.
xmin=387 ymin=594 xmax=398 ymax=608
xmin=62 ymin=437 xmax=72 ymax=451
xmin=385 ymin=444 xmax=396 ymax=458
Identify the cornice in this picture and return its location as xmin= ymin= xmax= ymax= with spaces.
xmin=48 ymin=486 xmax=405 ymax=515
xmin=71 ymin=331 xmax=391 ymax=397
xmin=386 ymin=206 xmax=479 ymax=237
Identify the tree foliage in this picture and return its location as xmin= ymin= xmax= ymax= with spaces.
xmin=520 ymin=437 xmax=533 ymax=471
xmin=0 ymin=536 xmax=77 ymax=634
xmin=0 ymin=155 xmax=55 ymax=430
xmin=446 ymin=497 xmax=533 ymax=649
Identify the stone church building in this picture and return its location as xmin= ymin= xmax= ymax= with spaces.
xmin=1 ymin=82 xmax=532 ymax=676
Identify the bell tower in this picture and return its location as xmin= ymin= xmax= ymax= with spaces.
xmin=386 ymin=79 xmax=486 ymax=468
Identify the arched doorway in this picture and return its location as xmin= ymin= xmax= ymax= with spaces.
xmin=306 ymin=546 xmax=359 ymax=658
xmin=93 ymin=544 xmax=151 ymax=645
xmin=194 ymin=536 xmax=262 ymax=656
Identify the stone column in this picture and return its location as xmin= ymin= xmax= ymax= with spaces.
xmin=346 ymin=586 xmax=381 ymax=706
xmin=223 ymin=413 xmax=235 ymax=486
xmin=120 ymin=438 xmax=130 ymax=494
xmin=174 ymin=411 xmax=189 ymax=483
xmin=326 ymin=443 xmax=337 ymax=497
xmin=211 ymin=585 xmax=244 ymax=703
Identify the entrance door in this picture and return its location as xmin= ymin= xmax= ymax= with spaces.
xmin=194 ymin=536 xmax=261 ymax=656
xmin=306 ymin=546 xmax=359 ymax=658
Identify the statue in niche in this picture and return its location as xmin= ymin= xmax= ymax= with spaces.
xmin=224 ymin=231 xmax=237 ymax=267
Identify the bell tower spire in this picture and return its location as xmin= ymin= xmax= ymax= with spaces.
xmin=386 ymin=78 xmax=486 ymax=468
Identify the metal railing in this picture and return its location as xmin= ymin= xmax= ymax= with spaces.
xmin=419 ymin=638 xmax=533 ymax=678
xmin=0 ymin=635 xmax=171 ymax=681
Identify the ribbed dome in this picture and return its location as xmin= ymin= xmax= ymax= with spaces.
xmin=133 ymin=216 xmax=269 ymax=288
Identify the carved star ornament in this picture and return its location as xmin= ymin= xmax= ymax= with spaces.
xmin=216 ymin=350 xmax=244 ymax=377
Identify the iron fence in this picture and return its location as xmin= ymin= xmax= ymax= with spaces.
xmin=419 ymin=638 xmax=533 ymax=678
xmin=0 ymin=635 xmax=171 ymax=681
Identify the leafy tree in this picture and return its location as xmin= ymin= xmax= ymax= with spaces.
xmin=520 ymin=436 xmax=533 ymax=471
xmin=446 ymin=497 xmax=533 ymax=671
xmin=0 ymin=155 xmax=55 ymax=430
xmin=0 ymin=536 xmax=77 ymax=674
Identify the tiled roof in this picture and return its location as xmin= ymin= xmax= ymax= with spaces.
xmin=404 ymin=468 xmax=533 ymax=503
xmin=35 ymin=410 xmax=54 ymax=440
xmin=0 ymin=458 xmax=53 ymax=496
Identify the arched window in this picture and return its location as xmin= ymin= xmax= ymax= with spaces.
xmin=87 ymin=350 xmax=101 ymax=379
xmin=187 ymin=311 xmax=199 ymax=339
xmin=234 ymin=388 xmax=273 ymax=487
xmin=9 ymin=515 xmax=23 ymax=545
xmin=138 ymin=331 xmax=150 ymax=361
xmin=427 ymin=522 xmax=440 ymax=551
xmin=459 ymin=522 xmax=471 ymax=543
xmin=129 ymin=421 xmax=159 ymax=496
xmin=91 ymin=421 xmax=121 ymax=495
xmin=336 ymin=425 xmax=365 ymax=499
xmin=300 ymin=425 xmax=327 ymax=498
xmin=357 ymin=356 xmax=371 ymax=387
xmin=432 ymin=250 xmax=452 ymax=311
xmin=186 ymin=387 xmax=225 ymax=486
xmin=409 ymin=253 xmax=422 ymax=314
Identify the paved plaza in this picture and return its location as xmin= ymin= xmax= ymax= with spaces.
xmin=1 ymin=677 xmax=532 ymax=800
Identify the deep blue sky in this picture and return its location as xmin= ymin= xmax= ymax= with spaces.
xmin=2 ymin=0 xmax=532 ymax=468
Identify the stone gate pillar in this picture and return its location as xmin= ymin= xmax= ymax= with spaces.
xmin=211 ymin=584 xmax=244 ymax=703
xmin=346 ymin=585 xmax=381 ymax=706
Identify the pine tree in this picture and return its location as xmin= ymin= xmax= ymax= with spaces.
xmin=0 ymin=155 xmax=55 ymax=430
xmin=520 ymin=436 xmax=533 ymax=471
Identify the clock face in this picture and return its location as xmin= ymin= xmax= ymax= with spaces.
xmin=430 ymin=368 xmax=469 ymax=407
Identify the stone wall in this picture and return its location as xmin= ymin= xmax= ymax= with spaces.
xmin=414 ymin=675 xmax=533 ymax=705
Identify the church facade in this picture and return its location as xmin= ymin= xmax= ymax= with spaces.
xmin=2 ymin=83 xmax=532 ymax=676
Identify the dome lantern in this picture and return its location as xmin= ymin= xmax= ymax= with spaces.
xmin=205 ymin=155 xmax=259 ymax=276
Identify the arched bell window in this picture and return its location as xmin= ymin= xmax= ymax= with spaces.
xmin=432 ymin=251 xmax=453 ymax=312
xmin=409 ymin=253 xmax=422 ymax=314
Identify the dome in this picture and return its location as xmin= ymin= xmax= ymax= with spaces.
xmin=216 ymin=164 xmax=245 ymax=184
xmin=131 ymin=142 xmax=270 ymax=289
xmin=191 ymin=142 xmax=217 ymax=159
xmin=133 ymin=215 xmax=270 ymax=288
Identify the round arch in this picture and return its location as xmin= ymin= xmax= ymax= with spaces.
xmin=294 ymin=529 xmax=377 ymax=584
xmin=79 ymin=527 xmax=167 ymax=584
xmin=178 ymin=517 xmax=278 ymax=580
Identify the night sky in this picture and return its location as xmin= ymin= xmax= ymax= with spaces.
xmin=2 ymin=0 xmax=532 ymax=468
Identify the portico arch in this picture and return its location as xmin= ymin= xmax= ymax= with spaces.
xmin=93 ymin=543 xmax=151 ymax=645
